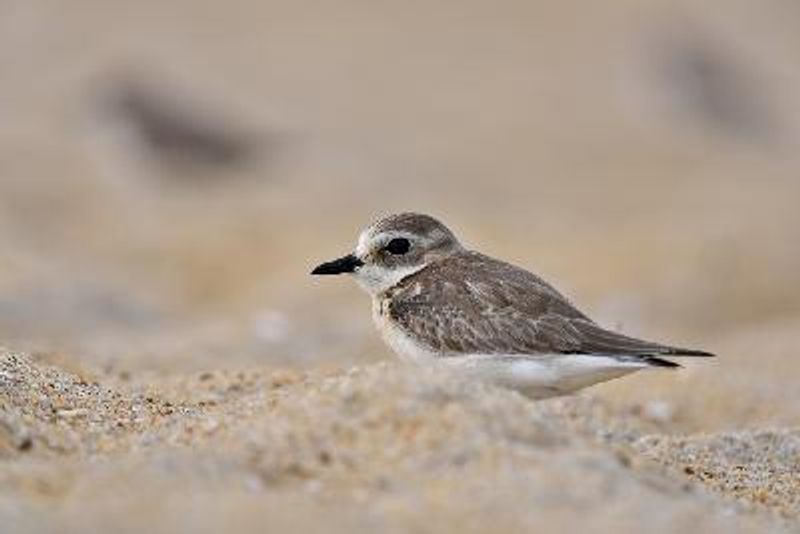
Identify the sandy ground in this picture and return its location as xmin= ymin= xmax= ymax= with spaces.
xmin=2 ymin=1 xmax=800 ymax=532
xmin=1 ymin=350 xmax=797 ymax=534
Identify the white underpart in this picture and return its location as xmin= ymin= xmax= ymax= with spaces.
xmin=373 ymin=309 xmax=439 ymax=364
xmin=374 ymin=319 xmax=651 ymax=399
xmin=447 ymin=354 xmax=649 ymax=399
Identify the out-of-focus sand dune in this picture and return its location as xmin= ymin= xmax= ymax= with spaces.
xmin=1 ymin=0 xmax=800 ymax=532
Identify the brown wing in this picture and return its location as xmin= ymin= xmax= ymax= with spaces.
xmin=388 ymin=251 xmax=713 ymax=361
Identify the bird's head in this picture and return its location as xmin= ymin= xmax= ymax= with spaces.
xmin=311 ymin=213 xmax=462 ymax=295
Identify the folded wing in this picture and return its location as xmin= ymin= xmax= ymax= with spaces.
xmin=388 ymin=251 xmax=714 ymax=364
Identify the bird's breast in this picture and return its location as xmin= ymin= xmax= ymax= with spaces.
xmin=371 ymin=296 xmax=437 ymax=364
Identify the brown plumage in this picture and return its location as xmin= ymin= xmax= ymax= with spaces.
xmin=384 ymin=251 xmax=712 ymax=366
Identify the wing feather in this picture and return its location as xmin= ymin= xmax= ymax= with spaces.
xmin=388 ymin=251 xmax=714 ymax=361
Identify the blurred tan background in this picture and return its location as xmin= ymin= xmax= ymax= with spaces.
xmin=3 ymin=0 xmax=799 ymax=420
xmin=2 ymin=1 xmax=800 ymax=531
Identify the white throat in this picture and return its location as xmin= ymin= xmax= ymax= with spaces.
xmin=352 ymin=263 xmax=427 ymax=295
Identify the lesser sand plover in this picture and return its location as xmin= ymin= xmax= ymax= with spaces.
xmin=312 ymin=213 xmax=713 ymax=398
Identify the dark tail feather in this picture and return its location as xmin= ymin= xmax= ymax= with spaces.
xmin=662 ymin=348 xmax=715 ymax=357
xmin=643 ymin=356 xmax=682 ymax=369
xmin=571 ymin=320 xmax=715 ymax=359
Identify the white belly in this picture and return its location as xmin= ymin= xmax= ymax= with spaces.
xmin=443 ymin=354 xmax=647 ymax=399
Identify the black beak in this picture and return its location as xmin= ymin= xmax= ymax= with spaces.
xmin=311 ymin=254 xmax=364 ymax=275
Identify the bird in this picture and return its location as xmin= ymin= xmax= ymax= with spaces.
xmin=311 ymin=213 xmax=714 ymax=399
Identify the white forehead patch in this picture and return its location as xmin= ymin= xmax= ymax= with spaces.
xmin=355 ymin=228 xmax=373 ymax=258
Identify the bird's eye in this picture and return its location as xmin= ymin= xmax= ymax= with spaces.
xmin=384 ymin=237 xmax=411 ymax=255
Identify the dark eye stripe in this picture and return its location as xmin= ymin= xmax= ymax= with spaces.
xmin=385 ymin=237 xmax=411 ymax=255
